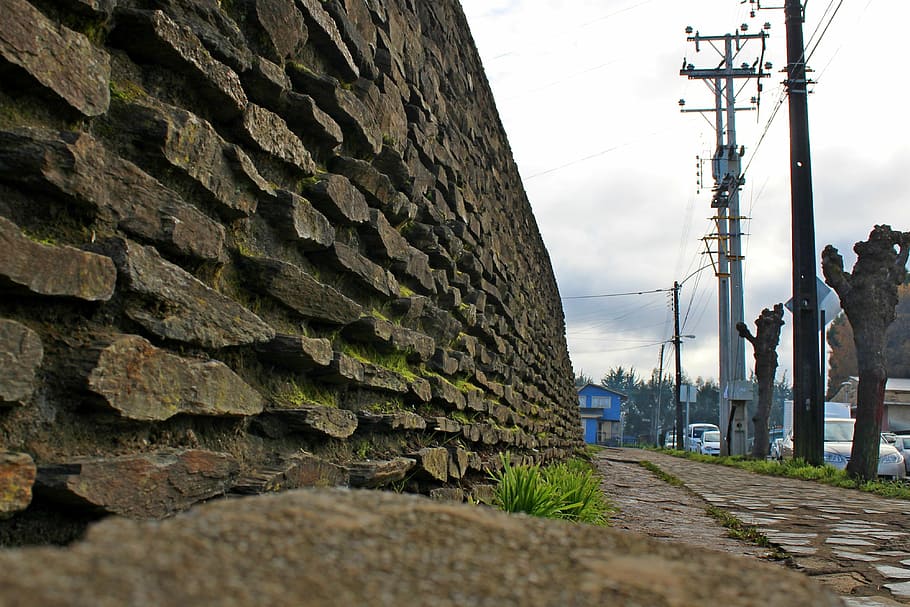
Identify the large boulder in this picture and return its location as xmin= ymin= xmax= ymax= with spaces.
xmin=0 ymin=489 xmax=841 ymax=606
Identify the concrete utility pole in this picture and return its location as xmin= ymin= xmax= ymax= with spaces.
xmin=679 ymin=25 xmax=770 ymax=455
xmin=783 ymin=0 xmax=823 ymax=464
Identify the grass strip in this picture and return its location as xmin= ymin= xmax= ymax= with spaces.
xmin=654 ymin=448 xmax=910 ymax=500
xmin=638 ymin=460 xmax=684 ymax=487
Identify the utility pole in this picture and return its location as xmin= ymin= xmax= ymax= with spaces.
xmin=674 ymin=281 xmax=684 ymax=450
xmin=653 ymin=344 xmax=665 ymax=445
xmin=679 ymin=25 xmax=769 ymax=455
xmin=784 ymin=0 xmax=823 ymax=464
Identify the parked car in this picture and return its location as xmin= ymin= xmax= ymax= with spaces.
xmin=768 ymin=428 xmax=784 ymax=455
xmin=891 ymin=435 xmax=910 ymax=475
xmin=770 ymin=437 xmax=783 ymax=460
xmin=685 ymin=423 xmax=720 ymax=453
xmin=778 ymin=419 xmax=906 ymax=480
xmin=699 ymin=430 xmax=721 ymax=456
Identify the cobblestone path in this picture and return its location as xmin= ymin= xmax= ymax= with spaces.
xmin=595 ymin=448 xmax=910 ymax=606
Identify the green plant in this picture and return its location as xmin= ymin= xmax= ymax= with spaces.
xmin=453 ymin=377 xmax=482 ymax=394
xmin=490 ymin=454 xmax=566 ymax=520
xmin=353 ymin=439 xmax=370 ymax=460
xmin=21 ymin=230 xmax=57 ymax=246
xmin=544 ymin=460 xmax=613 ymax=525
xmin=639 ymin=460 xmax=685 ymax=487
xmin=370 ymin=308 xmax=390 ymax=322
xmin=271 ymin=378 xmax=337 ymax=408
xmin=342 ymin=343 xmax=418 ymax=381
xmin=364 ymin=398 xmax=405 ymax=414
xmin=109 ymin=80 xmax=146 ymax=103
xmin=704 ymin=505 xmax=784 ymax=554
xmin=450 ymin=411 xmax=473 ymax=424
xmin=490 ymin=454 xmax=613 ymax=525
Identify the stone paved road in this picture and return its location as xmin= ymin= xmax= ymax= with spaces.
xmin=596 ymin=448 xmax=910 ymax=607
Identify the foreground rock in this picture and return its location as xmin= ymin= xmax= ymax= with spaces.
xmin=0 ymin=490 xmax=841 ymax=606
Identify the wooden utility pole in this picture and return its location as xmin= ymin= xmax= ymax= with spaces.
xmin=785 ymin=0 xmax=823 ymax=465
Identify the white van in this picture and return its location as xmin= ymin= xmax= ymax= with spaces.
xmin=685 ymin=423 xmax=720 ymax=453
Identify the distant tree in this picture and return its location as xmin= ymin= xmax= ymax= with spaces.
xmin=736 ymin=304 xmax=785 ymax=459
xmin=822 ymin=226 xmax=910 ymax=481
xmin=826 ymin=283 xmax=910 ymax=398
xmin=574 ymin=372 xmax=594 ymax=388
xmin=687 ymin=377 xmax=720 ymax=425
xmin=826 ymin=312 xmax=858 ymax=399
xmin=602 ymin=367 xmax=646 ymax=440
xmin=601 ymin=367 xmax=638 ymax=393
xmin=884 ymin=282 xmax=910 ymax=378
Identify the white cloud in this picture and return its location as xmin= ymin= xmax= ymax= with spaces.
xmin=462 ymin=0 xmax=909 ymax=386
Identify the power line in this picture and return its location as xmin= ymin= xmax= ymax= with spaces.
xmin=524 ymin=128 xmax=673 ymax=180
xmin=502 ymin=61 xmax=618 ymax=101
xmin=561 ymin=287 xmax=670 ymax=300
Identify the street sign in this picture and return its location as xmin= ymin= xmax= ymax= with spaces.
xmin=784 ymin=276 xmax=840 ymax=326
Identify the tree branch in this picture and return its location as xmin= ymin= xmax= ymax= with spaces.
xmin=735 ymin=321 xmax=756 ymax=346
xmin=822 ymin=244 xmax=851 ymax=299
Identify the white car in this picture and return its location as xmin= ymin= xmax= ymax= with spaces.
xmin=699 ymin=430 xmax=721 ymax=456
xmin=780 ymin=419 xmax=905 ymax=480
xmin=887 ymin=435 xmax=910 ymax=476
xmin=685 ymin=423 xmax=720 ymax=453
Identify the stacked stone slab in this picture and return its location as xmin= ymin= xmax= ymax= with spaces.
xmin=0 ymin=0 xmax=581 ymax=537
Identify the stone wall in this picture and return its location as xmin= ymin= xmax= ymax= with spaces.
xmin=0 ymin=0 xmax=581 ymax=542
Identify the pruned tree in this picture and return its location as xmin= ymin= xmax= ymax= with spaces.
xmin=821 ymin=225 xmax=910 ymax=481
xmin=736 ymin=304 xmax=785 ymax=459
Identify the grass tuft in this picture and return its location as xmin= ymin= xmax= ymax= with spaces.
xmin=270 ymin=378 xmax=337 ymax=408
xmin=490 ymin=454 xmax=614 ymax=525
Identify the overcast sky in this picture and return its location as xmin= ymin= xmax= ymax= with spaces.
xmin=461 ymin=0 xmax=908 ymax=389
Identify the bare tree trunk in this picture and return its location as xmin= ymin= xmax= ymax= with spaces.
xmin=821 ymin=225 xmax=909 ymax=481
xmin=737 ymin=304 xmax=785 ymax=459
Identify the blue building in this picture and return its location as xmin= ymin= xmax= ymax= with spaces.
xmin=577 ymin=384 xmax=625 ymax=445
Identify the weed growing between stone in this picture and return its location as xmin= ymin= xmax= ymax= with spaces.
xmin=638 ymin=460 xmax=684 ymax=487
xmin=656 ymin=449 xmax=910 ymax=500
xmin=704 ymin=505 xmax=789 ymax=560
xmin=270 ymin=378 xmax=338 ymax=408
xmin=639 ymin=461 xmax=788 ymax=560
xmin=490 ymin=454 xmax=613 ymax=525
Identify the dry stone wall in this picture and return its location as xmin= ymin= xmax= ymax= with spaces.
xmin=0 ymin=0 xmax=581 ymax=541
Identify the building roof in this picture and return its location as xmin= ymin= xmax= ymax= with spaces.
xmin=886 ymin=378 xmax=910 ymax=392
xmin=576 ymin=383 xmax=627 ymax=399
xmin=842 ymin=377 xmax=910 ymax=392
